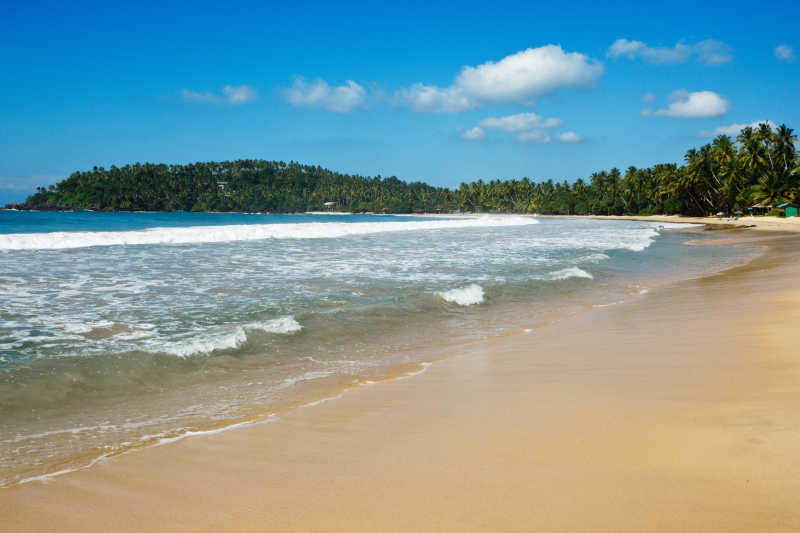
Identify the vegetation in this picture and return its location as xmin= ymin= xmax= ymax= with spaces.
xmin=13 ymin=123 xmax=799 ymax=216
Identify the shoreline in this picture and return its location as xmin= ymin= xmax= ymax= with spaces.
xmin=0 ymin=222 xmax=754 ymax=488
xmin=3 ymin=230 xmax=800 ymax=531
xmin=546 ymin=213 xmax=800 ymax=232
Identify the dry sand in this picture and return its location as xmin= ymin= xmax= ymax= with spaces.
xmin=2 ymin=232 xmax=800 ymax=532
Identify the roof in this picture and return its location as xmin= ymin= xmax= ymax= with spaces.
xmin=776 ymin=202 xmax=800 ymax=208
xmin=750 ymin=202 xmax=773 ymax=208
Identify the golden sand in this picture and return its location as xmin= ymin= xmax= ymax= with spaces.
xmin=2 ymin=232 xmax=800 ymax=532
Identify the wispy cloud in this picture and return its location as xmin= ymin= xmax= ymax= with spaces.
xmin=642 ymin=90 xmax=728 ymax=118
xmin=774 ymin=44 xmax=794 ymax=63
xmin=222 ymin=85 xmax=257 ymax=104
xmin=557 ymin=131 xmax=585 ymax=143
xmin=181 ymin=89 xmax=219 ymax=104
xmin=460 ymin=126 xmax=486 ymax=141
xmin=607 ymin=39 xmax=732 ymax=65
xmin=395 ymin=45 xmax=603 ymax=113
xmin=282 ymin=78 xmax=367 ymax=113
xmin=699 ymin=120 xmax=776 ymax=137
xmin=642 ymin=92 xmax=657 ymax=103
xmin=181 ymin=85 xmax=257 ymax=105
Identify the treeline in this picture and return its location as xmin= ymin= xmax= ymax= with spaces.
xmin=15 ymin=123 xmax=800 ymax=215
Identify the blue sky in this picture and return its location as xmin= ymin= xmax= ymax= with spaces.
xmin=1 ymin=0 xmax=798 ymax=203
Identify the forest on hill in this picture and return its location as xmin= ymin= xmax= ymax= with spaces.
xmin=13 ymin=123 xmax=800 ymax=216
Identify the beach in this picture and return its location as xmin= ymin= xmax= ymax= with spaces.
xmin=563 ymin=214 xmax=800 ymax=232
xmin=2 ymin=227 xmax=800 ymax=532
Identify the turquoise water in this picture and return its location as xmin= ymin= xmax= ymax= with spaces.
xmin=0 ymin=211 xmax=755 ymax=486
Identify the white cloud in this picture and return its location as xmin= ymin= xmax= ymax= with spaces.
xmin=693 ymin=40 xmax=734 ymax=65
xmin=607 ymin=38 xmax=732 ymax=65
xmin=643 ymin=90 xmax=728 ymax=118
xmin=460 ymin=127 xmax=486 ymax=140
xmin=642 ymin=92 xmax=657 ymax=103
xmin=478 ymin=112 xmax=562 ymax=132
xmin=395 ymin=84 xmax=475 ymax=113
xmin=557 ymin=131 xmax=584 ymax=143
xmin=700 ymin=120 xmax=776 ymax=137
xmin=222 ymin=85 xmax=257 ymax=104
xmin=774 ymin=44 xmax=794 ymax=63
xmin=282 ymin=78 xmax=366 ymax=113
xmin=463 ymin=112 xmax=564 ymax=143
xmin=397 ymin=45 xmax=603 ymax=113
xmin=181 ymin=85 xmax=258 ymax=105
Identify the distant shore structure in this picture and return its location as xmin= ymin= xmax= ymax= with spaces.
xmin=323 ymin=201 xmax=337 ymax=211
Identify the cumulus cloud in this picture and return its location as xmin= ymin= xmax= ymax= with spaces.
xmin=282 ymin=78 xmax=366 ymax=113
xmin=181 ymin=85 xmax=257 ymax=105
xmin=699 ymin=120 xmax=776 ymax=137
xmin=642 ymin=92 xmax=657 ymax=103
xmin=557 ymin=131 xmax=584 ymax=143
xmin=774 ymin=44 xmax=794 ymax=63
xmin=460 ymin=126 xmax=486 ymax=140
xmin=396 ymin=45 xmax=603 ymax=113
xmin=642 ymin=90 xmax=728 ymax=118
xmin=478 ymin=112 xmax=562 ymax=132
xmin=462 ymin=112 xmax=570 ymax=144
xmin=607 ymin=39 xmax=732 ymax=65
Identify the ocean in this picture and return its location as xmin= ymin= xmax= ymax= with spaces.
xmin=0 ymin=211 xmax=757 ymax=486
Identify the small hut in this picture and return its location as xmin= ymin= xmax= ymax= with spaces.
xmin=748 ymin=202 xmax=772 ymax=216
xmin=776 ymin=202 xmax=800 ymax=217
xmin=323 ymin=201 xmax=337 ymax=211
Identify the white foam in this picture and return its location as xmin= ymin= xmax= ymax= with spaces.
xmin=245 ymin=316 xmax=302 ymax=334
xmin=547 ymin=267 xmax=593 ymax=280
xmin=579 ymin=253 xmax=610 ymax=264
xmin=152 ymin=316 xmax=301 ymax=357
xmin=150 ymin=415 xmax=277 ymax=447
xmin=0 ymin=216 xmax=539 ymax=250
xmin=438 ymin=284 xmax=485 ymax=306
xmin=159 ymin=327 xmax=248 ymax=357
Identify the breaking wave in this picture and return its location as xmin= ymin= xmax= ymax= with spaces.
xmin=546 ymin=267 xmax=594 ymax=280
xmin=438 ymin=284 xmax=485 ymax=306
xmin=0 ymin=216 xmax=538 ymax=250
xmin=157 ymin=316 xmax=302 ymax=357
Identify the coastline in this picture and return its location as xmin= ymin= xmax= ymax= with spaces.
xmin=3 ymin=230 xmax=800 ymax=531
xmin=552 ymin=213 xmax=800 ymax=232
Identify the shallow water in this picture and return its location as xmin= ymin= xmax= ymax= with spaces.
xmin=0 ymin=211 xmax=758 ymax=485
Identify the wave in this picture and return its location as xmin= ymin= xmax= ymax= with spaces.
xmin=0 ymin=216 xmax=538 ymax=250
xmin=438 ymin=284 xmax=485 ymax=306
xmin=578 ymin=253 xmax=610 ymax=264
xmin=245 ymin=316 xmax=303 ymax=334
xmin=156 ymin=316 xmax=301 ymax=357
xmin=546 ymin=267 xmax=593 ymax=280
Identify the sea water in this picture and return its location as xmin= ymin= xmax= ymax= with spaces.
xmin=0 ymin=211 xmax=757 ymax=485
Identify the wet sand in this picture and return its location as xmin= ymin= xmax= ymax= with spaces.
xmin=3 ymin=232 xmax=800 ymax=532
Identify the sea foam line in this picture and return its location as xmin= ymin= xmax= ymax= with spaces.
xmin=0 ymin=216 xmax=538 ymax=250
xmin=5 ymin=360 xmax=436 ymax=488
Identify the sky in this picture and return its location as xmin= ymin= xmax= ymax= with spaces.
xmin=1 ymin=0 xmax=799 ymax=203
